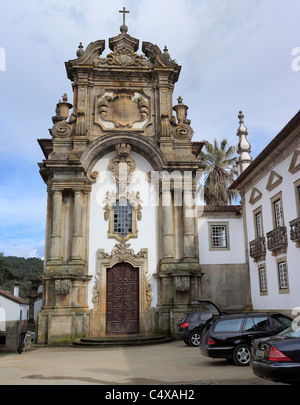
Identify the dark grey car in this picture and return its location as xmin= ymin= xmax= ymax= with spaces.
xmin=177 ymin=300 xmax=223 ymax=347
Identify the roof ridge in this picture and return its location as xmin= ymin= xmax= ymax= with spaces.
xmin=0 ymin=289 xmax=29 ymax=305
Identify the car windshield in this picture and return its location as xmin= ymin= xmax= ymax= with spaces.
xmin=277 ymin=325 xmax=300 ymax=338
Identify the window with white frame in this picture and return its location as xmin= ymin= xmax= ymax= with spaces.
xmin=210 ymin=224 xmax=227 ymax=249
xmin=258 ymin=266 xmax=267 ymax=294
xmin=278 ymin=260 xmax=288 ymax=290
xmin=255 ymin=211 xmax=263 ymax=238
xmin=273 ymin=199 xmax=283 ymax=228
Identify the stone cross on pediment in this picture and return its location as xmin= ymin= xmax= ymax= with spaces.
xmin=119 ymin=7 xmax=129 ymax=25
xmin=119 ymin=7 xmax=129 ymax=33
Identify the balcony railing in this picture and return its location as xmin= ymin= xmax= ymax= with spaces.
xmin=290 ymin=217 xmax=300 ymax=247
xmin=249 ymin=237 xmax=266 ymax=262
xmin=266 ymin=227 xmax=288 ymax=255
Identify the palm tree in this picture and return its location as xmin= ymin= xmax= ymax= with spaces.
xmin=198 ymin=138 xmax=238 ymax=205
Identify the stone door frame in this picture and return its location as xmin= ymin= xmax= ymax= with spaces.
xmin=90 ymin=243 xmax=151 ymax=336
xmin=106 ymin=262 xmax=139 ymax=335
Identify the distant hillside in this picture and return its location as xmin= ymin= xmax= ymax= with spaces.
xmin=0 ymin=254 xmax=43 ymax=299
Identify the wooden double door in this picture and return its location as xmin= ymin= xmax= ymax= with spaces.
xmin=106 ymin=262 xmax=139 ymax=335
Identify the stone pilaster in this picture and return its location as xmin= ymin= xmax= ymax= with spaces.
xmin=162 ymin=181 xmax=174 ymax=259
xmin=71 ymin=190 xmax=84 ymax=263
xmin=48 ymin=190 xmax=63 ymax=263
xmin=183 ymin=178 xmax=196 ymax=259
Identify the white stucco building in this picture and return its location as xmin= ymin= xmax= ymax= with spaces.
xmin=231 ymin=110 xmax=300 ymax=313
xmin=0 ymin=283 xmax=29 ymax=351
xmin=0 ymin=283 xmax=29 ymax=322
xmin=198 ymin=205 xmax=249 ymax=309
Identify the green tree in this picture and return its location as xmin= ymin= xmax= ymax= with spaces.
xmin=198 ymin=138 xmax=238 ymax=205
xmin=0 ymin=255 xmax=43 ymax=297
xmin=0 ymin=252 xmax=14 ymax=284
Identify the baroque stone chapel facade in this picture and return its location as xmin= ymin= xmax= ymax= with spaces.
xmin=36 ymin=12 xmax=248 ymax=345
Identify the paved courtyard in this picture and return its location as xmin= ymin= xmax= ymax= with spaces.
xmin=0 ymin=340 xmax=283 ymax=385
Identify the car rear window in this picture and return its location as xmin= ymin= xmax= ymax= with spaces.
xmin=214 ymin=318 xmax=243 ymax=332
xmin=187 ymin=313 xmax=202 ymax=322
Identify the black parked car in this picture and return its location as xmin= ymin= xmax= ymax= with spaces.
xmin=177 ymin=300 xmax=223 ymax=347
xmin=251 ymin=326 xmax=300 ymax=384
xmin=199 ymin=312 xmax=292 ymax=366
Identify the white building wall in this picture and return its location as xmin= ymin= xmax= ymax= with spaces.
xmin=198 ymin=216 xmax=246 ymax=265
xmin=88 ymin=152 xmax=158 ymax=308
xmin=245 ymin=148 xmax=300 ymax=311
xmin=0 ymin=296 xmax=29 ymax=322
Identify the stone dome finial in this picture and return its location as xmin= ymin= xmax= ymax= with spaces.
xmin=163 ymin=46 xmax=170 ymax=60
xmin=76 ymin=42 xmax=84 ymax=57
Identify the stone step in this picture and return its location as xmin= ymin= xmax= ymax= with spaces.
xmin=72 ymin=334 xmax=172 ymax=347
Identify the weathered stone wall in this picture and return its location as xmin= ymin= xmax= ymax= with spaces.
xmin=200 ymin=263 xmax=249 ymax=311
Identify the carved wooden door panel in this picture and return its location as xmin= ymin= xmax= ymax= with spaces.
xmin=106 ymin=263 xmax=139 ymax=335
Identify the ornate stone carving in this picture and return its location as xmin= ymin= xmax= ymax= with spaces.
xmin=174 ymin=124 xmax=194 ymax=141
xmin=76 ymin=111 xmax=86 ymax=136
xmin=144 ymin=273 xmax=153 ymax=310
xmin=98 ymin=90 xmax=149 ymax=129
xmin=93 ymin=243 xmax=151 ymax=335
xmin=103 ymin=190 xmax=142 ymax=241
xmin=55 ymin=279 xmax=71 ymax=295
xmin=98 ymin=242 xmax=147 ymax=262
xmin=109 ymin=143 xmax=136 ymax=190
xmin=98 ymin=48 xmax=148 ymax=67
xmin=52 ymin=93 xmax=74 ymax=124
xmin=174 ymin=275 xmax=190 ymax=291
xmin=51 ymin=121 xmax=72 ymax=138
xmin=160 ymin=97 xmax=194 ymax=141
xmin=92 ymin=276 xmax=100 ymax=304
xmin=160 ymin=114 xmax=172 ymax=138
xmin=70 ymin=39 xmax=105 ymax=65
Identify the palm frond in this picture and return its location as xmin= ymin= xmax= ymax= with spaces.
xmin=197 ymin=138 xmax=238 ymax=205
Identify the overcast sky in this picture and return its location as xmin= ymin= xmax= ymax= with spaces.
xmin=1 ymin=0 xmax=300 ymax=258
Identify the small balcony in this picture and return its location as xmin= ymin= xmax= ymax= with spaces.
xmin=290 ymin=217 xmax=300 ymax=247
xmin=266 ymin=227 xmax=288 ymax=256
xmin=249 ymin=237 xmax=266 ymax=262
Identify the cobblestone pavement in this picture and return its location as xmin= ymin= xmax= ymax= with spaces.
xmin=0 ymin=340 xmax=284 ymax=385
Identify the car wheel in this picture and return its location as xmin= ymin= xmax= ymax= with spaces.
xmin=232 ymin=344 xmax=251 ymax=366
xmin=188 ymin=332 xmax=201 ymax=347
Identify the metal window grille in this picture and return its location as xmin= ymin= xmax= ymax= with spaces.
xmin=258 ymin=267 xmax=267 ymax=292
xmin=211 ymin=225 xmax=227 ymax=248
xmin=113 ymin=197 xmax=133 ymax=237
xmin=278 ymin=261 xmax=288 ymax=289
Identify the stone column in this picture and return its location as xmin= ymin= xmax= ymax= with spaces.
xmin=71 ymin=190 xmax=83 ymax=262
xmin=183 ymin=178 xmax=196 ymax=258
xmin=48 ymin=190 xmax=63 ymax=262
xmin=162 ymin=180 xmax=174 ymax=259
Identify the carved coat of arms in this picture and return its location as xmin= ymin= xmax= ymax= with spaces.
xmin=98 ymin=90 xmax=149 ymax=129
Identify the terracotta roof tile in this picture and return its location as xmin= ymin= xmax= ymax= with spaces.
xmin=198 ymin=205 xmax=242 ymax=213
xmin=0 ymin=289 xmax=29 ymax=305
